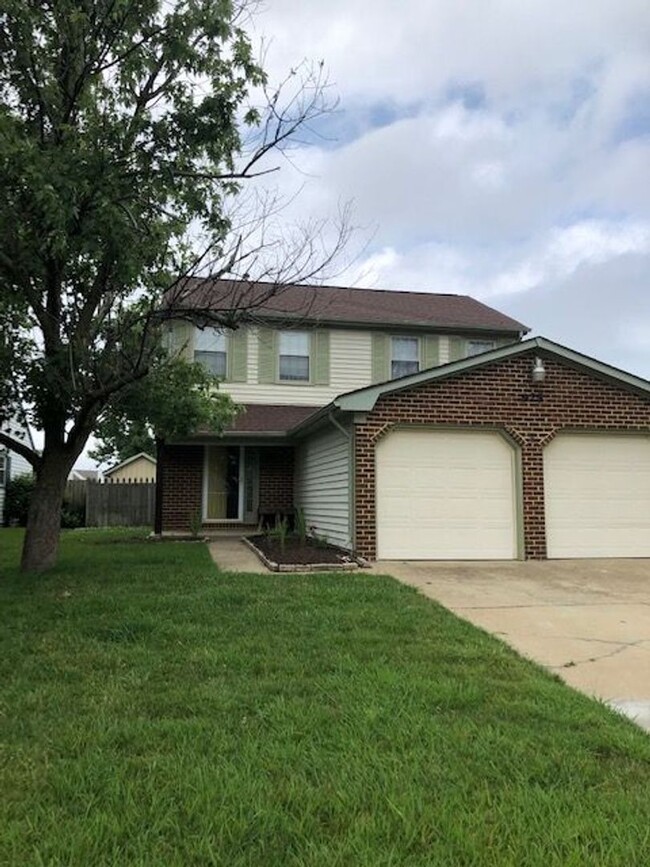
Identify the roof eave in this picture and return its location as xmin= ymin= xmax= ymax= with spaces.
xmin=232 ymin=312 xmax=529 ymax=335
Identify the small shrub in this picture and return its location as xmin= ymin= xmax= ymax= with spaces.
xmin=188 ymin=509 xmax=203 ymax=537
xmin=294 ymin=506 xmax=307 ymax=545
xmin=273 ymin=514 xmax=289 ymax=553
xmin=3 ymin=474 xmax=35 ymax=526
xmin=61 ymin=503 xmax=85 ymax=529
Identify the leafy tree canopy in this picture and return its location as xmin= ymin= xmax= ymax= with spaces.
xmin=90 ymin=357 xmax=238 ymax=466
xmin=0 ymin=0 xmax=341 ymax=571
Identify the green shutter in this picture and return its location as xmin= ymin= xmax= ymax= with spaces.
xmin=257 ymin=328 xmax=277 ymax=383
xmin=228 ymin=328 xmax=248 ymax=382
xmin=169 ymin=320 xmax=193 ymax=361
xmin=371 ymin=333 xmax=389 ymax=382
xmin=422 ymin=335 xmax=440 ymax=369
xmin=311 ymin=330 xmax=330 ymax=385
xmin=449 ymin=336 xmax=466 ymax=362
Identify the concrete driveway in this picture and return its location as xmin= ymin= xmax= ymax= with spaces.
xmin=375 ymin=558 xmax=650 ymax=730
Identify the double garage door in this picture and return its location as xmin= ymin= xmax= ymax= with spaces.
xmin=376 ymin=429 xmax=650 ymax=560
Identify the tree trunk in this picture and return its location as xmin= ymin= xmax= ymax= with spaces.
xmin=20 ymin=448 xmax=72 ymax=573
xmin=153 ymin=437 xmax=164 ymax=535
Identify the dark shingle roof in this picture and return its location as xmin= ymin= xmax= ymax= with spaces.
xmin=169 ymin=278 xmax=529 ymax=334
xmin=224 ymin=404 xmax=321 ymax=434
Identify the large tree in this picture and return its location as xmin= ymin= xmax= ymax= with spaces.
xmin=0 ymin=0 xmax=348 ymax=572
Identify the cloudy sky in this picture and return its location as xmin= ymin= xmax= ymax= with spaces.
xmin=249 ymin=0 xmax=650 ymax=377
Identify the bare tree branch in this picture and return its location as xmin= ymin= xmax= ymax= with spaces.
xmin=0 ymin=432 xmax=39 ymax=469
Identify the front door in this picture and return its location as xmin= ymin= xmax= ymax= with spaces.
xmin=205 ymin=446 xmax=241 ymax=520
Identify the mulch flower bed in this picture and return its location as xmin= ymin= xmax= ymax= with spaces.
xmin=245 ymin=534 xmax=361 ymax=570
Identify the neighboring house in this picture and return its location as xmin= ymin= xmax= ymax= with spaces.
xmin=68 ymin=468 xmax=100 ymax=482
xmin=0 ymin=414 xmax=35 ymax=525
xmin=104 ymin=453 xmax=157 ymax=483
xmin=159 ymin=279 xmax=650 ymax=560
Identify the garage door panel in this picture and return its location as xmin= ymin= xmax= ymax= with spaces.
xmin=376 ymin=429 xmax=517 ymax=560
xmin=544 ymin=434 xmax=650 ymax=558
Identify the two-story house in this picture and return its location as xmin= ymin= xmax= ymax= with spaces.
xmin=159 ymin=279 xmax=650 ymax=561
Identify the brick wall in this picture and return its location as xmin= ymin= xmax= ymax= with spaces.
xmin=160 ymin=444 xmax=295 ymax=531
xmin=160 ymin=444 xmax=203 ymax=531
xmin=354 ymin=350 xmax=650 ymax=559
xmin=259 ymin=447 xmax=294 ymax=514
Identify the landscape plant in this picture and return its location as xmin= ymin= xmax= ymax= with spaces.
xmin=294 ymin=506 xmax=308 ymax=545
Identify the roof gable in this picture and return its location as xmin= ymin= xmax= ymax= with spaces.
xmin=333 ymin=337 xmax=650 ymax=412
xmin=104 ymin=452 xmax=157 ymax=476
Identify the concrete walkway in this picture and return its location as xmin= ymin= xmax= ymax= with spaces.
xmin=372 ymin=558 xmax=650 ymax=731
xmin=208 ymin=538 xmax=270 ymax=573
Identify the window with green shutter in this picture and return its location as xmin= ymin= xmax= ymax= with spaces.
xmin=311 ymin=330 xmax=330 ymax=385
xmin=194 ymin=327 xmax=227 ymax=376
xmin=228 ymin=329 xmax=248 ymax=382
xmin=371 ymin=333 xmax=390 ymax=382
xmin=167 ymin=320 xmax=194 ymax=361
xmin=257 ymin=328 xmax=277 ymax=384
xmin=448 ymin=336 xmax=466 ymax=362
xmin=257 ymin=327 xmax=330 ymax=385
xmin=422 ymin=335 xmax=440 ymax=369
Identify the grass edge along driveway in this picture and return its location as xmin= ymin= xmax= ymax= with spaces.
xmin=1 ymin=528 xmax=649 ymax=866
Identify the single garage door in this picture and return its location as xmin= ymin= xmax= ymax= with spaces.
xmin=544 ymin=434 xmax=650 ymax=558
xmin=376 ymin=429 xmax=517 ymax=560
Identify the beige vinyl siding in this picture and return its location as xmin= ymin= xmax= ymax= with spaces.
xmin=6 ymin=449 xmax=32 ymax=481
xmin=106 ymin=456 xmax=157 ymax=482
xmin=224 ymin=328 xmax=373 ymax=405
xmin=294 ymin=424 xmax=352 ymax=549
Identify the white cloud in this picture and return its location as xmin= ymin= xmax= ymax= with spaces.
xmin=242 ymin=0 xmax=650 ymax=377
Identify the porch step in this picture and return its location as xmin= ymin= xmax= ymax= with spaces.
xmin=202 ymin=524 xmax=259 ymax=539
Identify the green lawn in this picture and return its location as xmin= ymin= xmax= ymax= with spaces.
xmin=1 ymin=530 xmax=649 ymax=866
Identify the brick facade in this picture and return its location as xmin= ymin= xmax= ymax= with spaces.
xmin=354 ymin=349 xmax=650 ymax=559
xmin=160 ymin=443 xmax=294 ymax=532
xmin=160 ymin=444 xmax=203 ymax=531
xmin=259 ymin=447 xmax=294 ymax=515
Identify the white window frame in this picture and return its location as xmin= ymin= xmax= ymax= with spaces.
xmin=278 ymin=330 xmax=311 ymax=383
xmin=467 ymin=339 xmax=496 ymax=357
xmin=0 ymin=452 xmax=6 ymax=487
xmin=390 ymin=336 xmax=420 ymax=379
xmin=194 ymin=327 xmax=228 ymax=378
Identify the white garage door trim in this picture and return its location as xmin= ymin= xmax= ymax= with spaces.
xmin=376 ymin=427 xmax=519 ymax=560
xmin=544 ymin=432 xmax=650 ymax=558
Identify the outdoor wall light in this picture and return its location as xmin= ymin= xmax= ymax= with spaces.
xmin=532 ymin=357 xmax=546 ymax=384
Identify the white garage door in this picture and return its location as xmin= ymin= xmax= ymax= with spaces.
xmin=544 ymin=434 xmax=650 ymax=558
xmin=376 ymin=429 xmax=517 ymax=560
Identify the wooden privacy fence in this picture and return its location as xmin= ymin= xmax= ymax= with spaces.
xmin=64 ymin=480 xmax=156 ymax=527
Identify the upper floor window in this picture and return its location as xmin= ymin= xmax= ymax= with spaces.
xmin=467 ymin=339 xmax=496 ymax=357
xmin=279 ymin=331 xmax=310 ymax=382
xmin=391 ymin=337 xmax=419 ymax=379
xmin=195 ymin=327 xmax=227 ymax=377
xmin=0 ymin=452 xmax=5 ymax=486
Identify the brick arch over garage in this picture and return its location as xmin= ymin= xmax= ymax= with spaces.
xmin=353 ymin=350 xmax=650 ymax=560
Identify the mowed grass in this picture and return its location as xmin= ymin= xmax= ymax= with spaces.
xmin=1 ymin=530 xmax=649 ymax=866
